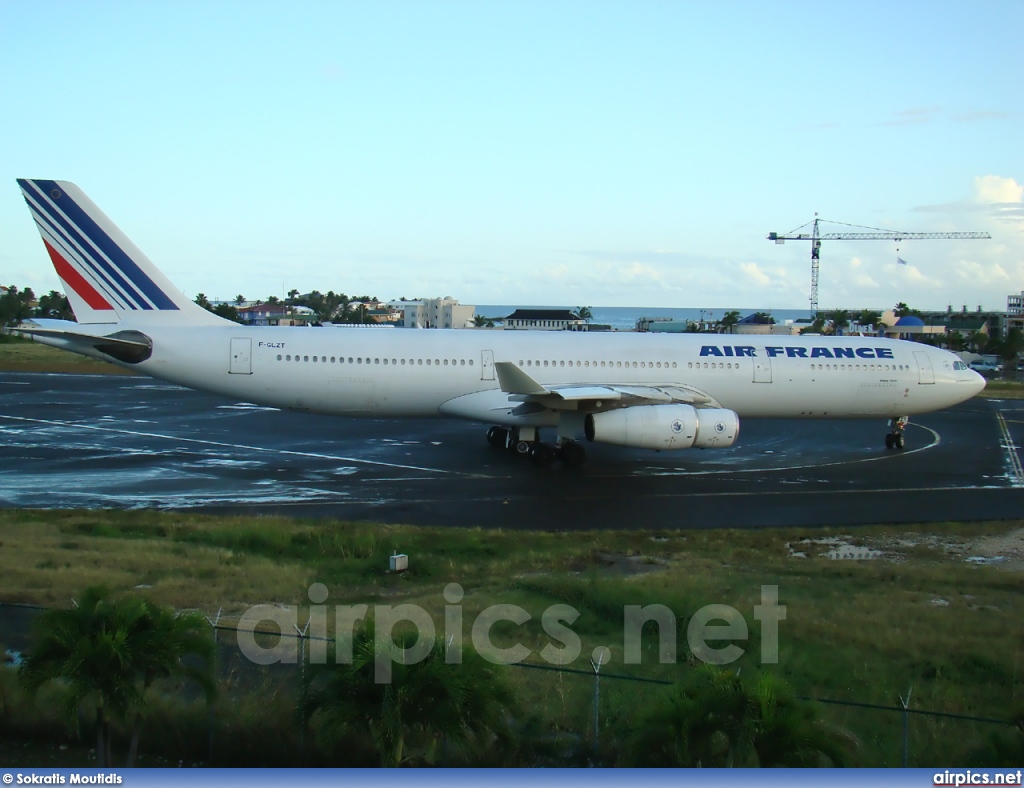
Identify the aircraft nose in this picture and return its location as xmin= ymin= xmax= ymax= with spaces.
xmin=970 ymin=370 xmax=987 ymax=396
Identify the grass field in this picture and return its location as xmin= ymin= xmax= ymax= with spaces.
xmin=0 ymin=334 xmax=135 ymax=375
xmin=1 ymin=509 xmax=1021 ymax=765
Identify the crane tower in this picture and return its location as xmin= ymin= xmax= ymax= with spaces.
xmin=767 ymin=215 xmax=990 ymax=315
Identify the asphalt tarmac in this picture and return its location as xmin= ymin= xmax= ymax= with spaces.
xmin=1 ymin=372 xmax=1022 ymax=530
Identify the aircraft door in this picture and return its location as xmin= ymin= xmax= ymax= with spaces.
xmin=913 ymin=351 xmax=934 ymax=384
xmin=481 ymin=350 xmax=495 ymax=381
xmin=753 ymin=356 xmax=772 ymax=383
xmin=229 ymin=337 xmax=252 ymax=375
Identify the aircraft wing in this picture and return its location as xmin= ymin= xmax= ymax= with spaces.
xmin=494 ymin=361 xmax=717 ymax=412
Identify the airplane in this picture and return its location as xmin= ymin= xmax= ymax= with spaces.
xmin=12 ymin=178 xmax=986 ymax=467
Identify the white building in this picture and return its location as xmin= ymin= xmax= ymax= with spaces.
xmin=1008 ymin=291 xmax=1024 ymax=315
xmin=393 ymin=297 xmax=476 ymax=329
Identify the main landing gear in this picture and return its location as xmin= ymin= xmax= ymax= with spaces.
xmin=486 ymin=426 xmax=588 ymax=467
xmin=885 ymin=416 xmax=908 ymax=451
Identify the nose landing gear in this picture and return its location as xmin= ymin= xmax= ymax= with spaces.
xmin=885 ymin=416 xmax=908 ymax=450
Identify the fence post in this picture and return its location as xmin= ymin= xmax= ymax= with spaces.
xmin=590 ymin=649 xmax=607 ymax=764
xmin=204 ymin=607 xmax=222 ymax=764
xmin=294 ymin=619 xmax=310 ymax=764
xmin=899 ymin=686 xmax=913 ymax=767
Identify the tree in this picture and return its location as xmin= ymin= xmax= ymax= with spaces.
xmin=827 ymin=310 xmax=850 ymax=336
xmin=894 ymin=302 xmax=922 ymax=319
xmin=122 ymin=600 xmax=215 ymax=766
xmin=623 ymin=666 xmax=855 ymax=767
xmin=303 ymin=621 xmax=516 ymax=766
xmin=800 ymin=316 xmax=828 ymax=335
xmin=234 ymin=294 xmax=246 ymax=306
xmin=35 ymin=290 xmax=74 ymax=321
xmin=0 ymin=285 xmax=36 ymax=327
xmin=193 ymin=293 xmax=212 ymax=311
xmin=967 ymin=330 xmax=988 ymax=354
xmin=19 ymin=586 xmax=215 ymax=767
xmin=719 ymin=311 xmax=741 ymax=334
xmin=946 ymin=331 xmax=967 ymax=352
xmin=857 ymin=309 xmax=882 ymax=333
xmin=575 ymin=306 xmax=593 ymax=324
xmin=1002 ymin=327 xmax=1024 ymax=366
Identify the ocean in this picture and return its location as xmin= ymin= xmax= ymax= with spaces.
xmin=475 ymin=305 xmax=815 ymax=331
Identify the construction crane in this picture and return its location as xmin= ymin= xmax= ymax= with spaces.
xmin=767 ymin=214 xmax=991 ymax=315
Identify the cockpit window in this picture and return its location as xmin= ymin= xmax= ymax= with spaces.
xmin=953 ymin=361 xmax=968 ymax=370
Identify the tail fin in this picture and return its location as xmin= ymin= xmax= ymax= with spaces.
xmin=17 ymin=179 xmax=226 ymax=326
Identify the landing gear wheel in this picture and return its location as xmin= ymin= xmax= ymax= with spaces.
xmin=529 ymin=442 xmax=557 ymax=467
xmin=487 ymin=426 xmax=509 ymax=449
xmin=514 ymin=440 xmax=532 ymax=456
xmin=560 ymin=440 xmax=588 ymax=467
xmin=885 ymin=416 xmax=908 ymax=451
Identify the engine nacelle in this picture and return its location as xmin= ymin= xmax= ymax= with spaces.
xmin=584 ymin=404 xmax=739 ymax=451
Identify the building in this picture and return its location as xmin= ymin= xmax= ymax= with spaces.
xmin=1009 ymin=291 xmax=1024 ymax=315
xmin=237 ymin=303 xmax=315 ymax=326
xmin=395 ymin=297 xmax=476 ymax=329
xmin=503 ymin=309 xmax=586 ymax=330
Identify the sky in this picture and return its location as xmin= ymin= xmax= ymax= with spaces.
xmin=2 ymin=0 xmax=1022 ymax=314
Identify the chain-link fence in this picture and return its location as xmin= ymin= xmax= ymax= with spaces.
xmin=1 ymin=603 xmax=1019 ymax=767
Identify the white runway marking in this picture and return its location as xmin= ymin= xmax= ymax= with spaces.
xmin=0 ymin=414 xmax=494 ymax=477
xmin=995 ymin=411 xmax=1024 ymax=486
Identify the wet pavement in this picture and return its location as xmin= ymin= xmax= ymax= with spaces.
xmin=1 ymin=372 xmax=1021 ymax=530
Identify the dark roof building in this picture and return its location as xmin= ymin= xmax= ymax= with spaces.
xmin=503 ymin=309 xmax=586 ymax=330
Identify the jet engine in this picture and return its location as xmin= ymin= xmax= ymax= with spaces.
xmin=584 ymin=404 xmax=739 ymax=450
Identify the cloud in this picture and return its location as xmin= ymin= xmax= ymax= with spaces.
xmin=952 ymin=110 xmax=1008 ymax=123
xmin=954 ymin=260 xmax=1009 ymax=285
xmin=913 ymin=176 xmax=1024 ymax=226
xmin=973 ymin=175 xmax=1023 ymax=205
xmin=878 ymin=107 xmax=942 ymax=126
xmin=739 ymin=262 xmax=772 ymax=287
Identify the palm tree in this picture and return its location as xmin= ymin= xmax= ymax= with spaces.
xmin=719 ymin=311 xmax=741 ymax=334
xmin=623 ymin=666 xmax=854 ymax=767
xmin=747 ymin=672 xmax=856 ymax=767
xmin=234 ymin=294 xmax=246 ymax=307
xmin=304 ymin=621 xmax=516 ymax=766
xmin=575 ymin=306 xmax=593 ymax=324
xmin=827 ymin=310 xmax=850 ymax=336
xmin=967 ymin=330 xmax=988 ymax=354
xmin=194 ymin=293 xmax=212 ymax=311
xmin=857 ymin=309 xmax=882 ymax=334
xmin=800 ymin=316 xmax=828 ymax=335
xmin=123 ymin=601 xmax=215 ymax=766
xmin=20 ymin=587 xmax=147 ymax=766
xmin=19 ymin=587 xmax=215 ymax=767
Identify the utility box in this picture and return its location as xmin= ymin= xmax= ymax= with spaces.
xmin=389 ymin=553 xmax=408 ymax=572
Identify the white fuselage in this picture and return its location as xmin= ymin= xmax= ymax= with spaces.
xmin=65 ymin=324 xmax=984 ymax=427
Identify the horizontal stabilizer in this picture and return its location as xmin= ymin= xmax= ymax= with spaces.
xmin=12 ymin=321 xmax=153 ymax=364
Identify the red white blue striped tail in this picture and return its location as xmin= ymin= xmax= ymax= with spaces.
xmin=18 ymin=179 xmax=223 ymax=326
